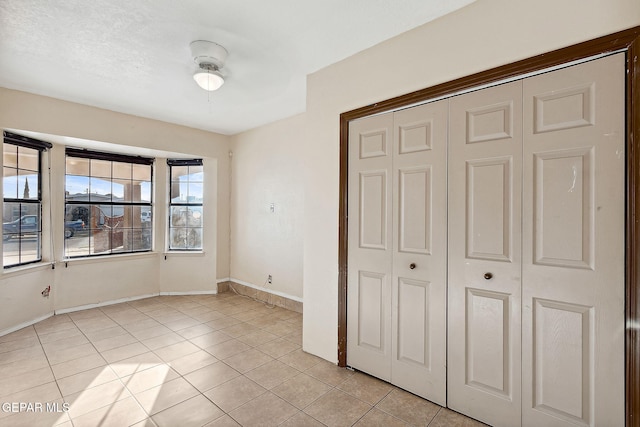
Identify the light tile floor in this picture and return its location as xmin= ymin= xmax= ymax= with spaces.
xmin=0 ymin=293 xmax=486 ymax=426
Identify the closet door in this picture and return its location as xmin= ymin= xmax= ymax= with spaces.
xmin=347 ymin=101 xmax=448 ymax=405
xmin=521 ymin=53 xmax=625 ymax=427
xmin=448 ymin=81 xmax=523 ymax=427
xmin=392 ymin=101 xmax=447 ymax=405
xmin=347 ymin=112 xmax=394 ymax=381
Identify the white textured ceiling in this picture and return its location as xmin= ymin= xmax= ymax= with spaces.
xmin=0 ymin=0 xmax=473 ymax=135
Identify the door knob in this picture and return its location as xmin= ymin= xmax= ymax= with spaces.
xmin=484 ymin=272 xmax=493 ymax=280
xmin=409 ymin=263 xmax=416 ymax=270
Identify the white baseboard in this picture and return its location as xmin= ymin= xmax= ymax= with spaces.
xmin=0 ymin=312 xmax=54 ymax=338
xmin=159 ymin=290 xmax=218 ymax=296
xmin=216 ymin=278 xmax=230 ymax=283
xmin=55 ymin=293 xmax=159 ymax=315
xmin=53 ymin=290 xmax=219 ymax=315
xmin=229 ymin=277 xmax=303 ymax=303
xmin=2 ymin=287 xmax=234 ymax=337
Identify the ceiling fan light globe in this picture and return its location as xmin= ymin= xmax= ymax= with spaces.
xmin=193 ymin=70 xmax=225 ymax=91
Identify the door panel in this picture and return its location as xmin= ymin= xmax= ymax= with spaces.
xmin=356 ymin=271 xmax=386 ymax=351
xmin=359 ymin=170 xmax=388 ymax=250
xmin=398 ymin=166 xmax=431 ymax=254
xmin=392 ymin=101 xmax=447 ymax=405
xmin=347 ymin=113 xmax=394 ymax=381
xmin=466 ymin=287 xmax=511 ymax=396
xmin=522 ymin=53 xmax=625 ymax=427
xmin=397 ymin=277 xmax=430 ymax=365
xmin=448 ymin=81 xmax=523 ymax=427
xmin=466 ymin=157 xmax=513 ymax=261
xmin=533 ymin=148 xmax=593 ymax=269
xmin=532 ymin=298 xmax=593 ymax=423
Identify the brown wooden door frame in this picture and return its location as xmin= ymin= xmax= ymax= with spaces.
xmin=338 ymin=26 xmax=640 ymax=425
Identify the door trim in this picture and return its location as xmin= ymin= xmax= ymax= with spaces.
xmin=338 ymin=26 xmax=640 ymax=425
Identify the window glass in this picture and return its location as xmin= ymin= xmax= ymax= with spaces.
xmin=65 ymin=175 xmax=90 ymax=199
xmin=18 ymin=170 xmax=38 ymax=200
xmin=89 ymin=177 xmax=112 ymax=200
xmin=3 ymin=167 xmax=18 ymax=199
xmin=3 ymin=141 xmax=44 ymax=268
xmin=91 ymin=159 xmax=111 ymax=178
xmin=112 ymin=162 xmax=131 ymax=180
xmin=65 ymin=151 xmax=153 ymax=258
xmin=168 ymin=161 xmax=203 ymax=251
xmin=18 ymin=146 xmax=38 ymax=171
xmin=133 ymin=164 xmax=151 ymax=181
xmin=112 ymin=179 xmax=127 ymax=201
xmin=3 ymin=144 xmax=18 ymax=168
xmin=66 ymin=157 xmax=89 ymax=176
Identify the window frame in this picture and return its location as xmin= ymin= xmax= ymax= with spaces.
xmin=2 ymin=131 xmax=52 ymax=269
xmin=167 ymin=159 xmax=204 ymax=251
xmin=64 ymin=148 xmax=154 ymax=258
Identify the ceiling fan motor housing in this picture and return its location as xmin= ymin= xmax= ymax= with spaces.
xmin=190 ymin=40 xmax=228 ymax=70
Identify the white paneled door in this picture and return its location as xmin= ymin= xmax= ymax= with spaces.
xmin=521 ymin=54 xmax=625 ymax=427
xmin=347 ymin=53 xmax=624 ymax=427
xmin=391 ymin=102 xmax=448 ymax=405
xmin=448 ymin=81 xmax=523 ymax=427
xmin=347 ymin=101 xmax=448 ymax=406
xmin=347 ymin=111 xmax=394 ymax=382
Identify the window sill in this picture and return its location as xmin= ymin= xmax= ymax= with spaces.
xmin=61 ymin=251 xmax=158 ymax=266
xmin=163 ymin=251 xmax=206 ymax=257
xmin=2 ymin=261 xmax=54 ymax=277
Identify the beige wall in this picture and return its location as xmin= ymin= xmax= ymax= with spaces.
xmin=301 ymin=0 xmax=640 ymax=362
xmin=1 ymin=0 xmax=639 ymax=362
xmin=0 ymin=88 xmax=230 ymax=333
xmin=157 ymin=157 xmax=221 ymax=294
xmin=229 ymin=114 xmax=305 ymax=300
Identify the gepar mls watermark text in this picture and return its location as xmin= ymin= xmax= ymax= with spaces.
xmin=2 ymin=402 xmax=70 ymax=413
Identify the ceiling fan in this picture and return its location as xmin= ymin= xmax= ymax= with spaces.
xmin=190 ymin=40 xmax=228 ymax=91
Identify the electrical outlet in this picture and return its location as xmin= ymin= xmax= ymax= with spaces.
xmin=267 ymin=275 xmax=272 ymax=284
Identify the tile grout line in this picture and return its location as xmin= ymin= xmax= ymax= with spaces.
xmin=102 ymin=302 xmax=170 ymax=426
xmin=117 ymin=298 xmax=262 ymax=425
xmin=32 ymin=324 xmax=65 ymax=403
xmin=67 ymin=305 xmax=145 ymax=425
xmin=170 ymin=296 xmax=308 ymax=426
xmin=1 ymin=325 xmax=70 ymax=426
xmin=427 ymin=406 xmax=444 ymax=426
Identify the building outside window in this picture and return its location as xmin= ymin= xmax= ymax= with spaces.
xmin=168 ymin=159 xmax=203 ymax=250
xmin=65 ymin=148 xmax=153 ymax=257
xmin=2 ymin=131 xmax=51 ymax=268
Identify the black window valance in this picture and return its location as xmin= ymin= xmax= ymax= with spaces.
xmin=167 ymin=158 xmax=203 ymax=167
xmin=3 ymin=131 xmax=52 ymax=151
xmin=66 ymin=147 xmax=154 ymax=165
